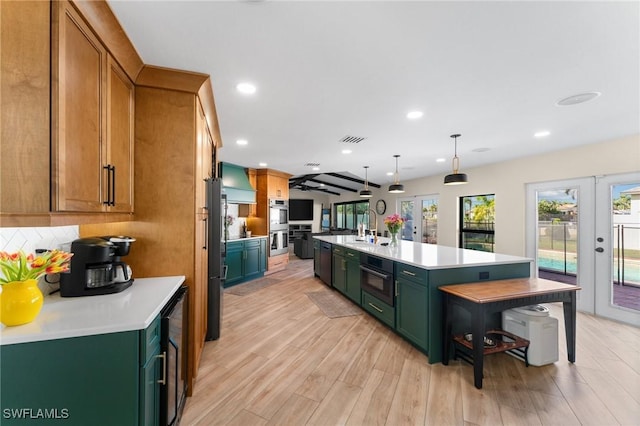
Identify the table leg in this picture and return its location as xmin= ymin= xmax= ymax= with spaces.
xmin=563 ymin=292 xmax=577 ymax=363
xmin=471 ymin=304 xmax=485 ymax=389
xmin=442 ymin=294 xmax=452 ymax=365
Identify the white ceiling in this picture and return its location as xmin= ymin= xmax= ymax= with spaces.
xmin=108 ymin=0 xmax=639 ymax=188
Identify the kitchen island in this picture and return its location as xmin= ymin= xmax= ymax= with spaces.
xmin=0 ymin=276 xmax=185 ymax=425
xmin=313 ymin=235 xmax=532 ymax=363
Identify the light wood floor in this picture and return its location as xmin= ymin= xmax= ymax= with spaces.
xmin=182 ymin=257 xmax=640 ymax=426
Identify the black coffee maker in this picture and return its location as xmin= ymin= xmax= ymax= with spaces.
xmin=59 ymin=236 xmax=136 ymax=297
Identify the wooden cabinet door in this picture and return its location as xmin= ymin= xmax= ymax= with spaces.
xmin=106 ymin=55 xmax=134 ymax=213
xmin=52 ymin=0 xmax=106 ymax=212
xmin=193 ymin=211 xmax=208 ymax=373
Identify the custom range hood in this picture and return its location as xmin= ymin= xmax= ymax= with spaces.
xmin=220 ymin=162 xmax=256 ymax=204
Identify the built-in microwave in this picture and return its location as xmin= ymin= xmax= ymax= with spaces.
xmin=269 ymin=199 xmax=288 ymax=230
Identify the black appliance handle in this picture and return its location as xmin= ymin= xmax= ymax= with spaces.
xmin=223 ymin=264 xmax=228 ymax=281
xmin=359 ymin=265 xmax=390 ymax=280
xmin=203 ymin=215 xmax=208 ymax=250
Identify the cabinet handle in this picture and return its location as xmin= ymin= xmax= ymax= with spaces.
xmin=368 ymin=302 xmax=384 ymax=313
xmin=102 ymin=165 xmax=111 ymax=205
xmin=347 ymin=252 xmax=355 ymax=257
xmin=395 ymin=280 xmax=399 ymax=297
xmin=342 ymin=259 xmax=346 ymax=271
xmin=203 ymin=216 xmax=208 ymax=250
xmin=156 ymin=352 xmax=167 ymax=385
xmin=402 ymin=270 xmax=416 ymax=276
xmin=110 ymin=165 xmax=116 ymax=206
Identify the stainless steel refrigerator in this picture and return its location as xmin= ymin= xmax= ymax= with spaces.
xmin=205 ymin=178 xmax=225 ymax=341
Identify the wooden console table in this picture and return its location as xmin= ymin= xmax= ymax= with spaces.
xmin=441 ymin=278 xmax=581 ymax=389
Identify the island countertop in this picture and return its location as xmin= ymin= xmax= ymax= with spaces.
xmin=313 ymin=235 xmax=533 ymax=270
xmin=0 ymin=275 xmax=185 ymax=346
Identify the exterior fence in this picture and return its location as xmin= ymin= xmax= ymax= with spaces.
xmin=538 ymin=222 xmax=639 ymax=286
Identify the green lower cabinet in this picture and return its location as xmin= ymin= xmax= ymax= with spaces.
xmin=345 ymin=257 xmax=361 ymax=304
xmin=362 ymin=291 xmax=395 ymax=328
xmin=224 ymin=238 xmax=267 ymax=288
xmin=395 ymin=276 xmax=428 ymax=351
xmin=332 ymin=247 xmax=360 ymax=304
xmin=225 ymin=241 xmax=244 ymax=286
xmin=332 ymin=251 xmax=347 ymax=293
xmin=140 ymin=346 xmax=161 ymax=426
xmin=0 ymin=332 xmax=141 ymax=425
xmin=244 ymin=240 xmax=262 ymax=280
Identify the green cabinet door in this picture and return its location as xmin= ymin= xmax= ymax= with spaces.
xmin=395 ymin=276 xmax=428 ymax=351
xmin=224 ymin=241 xmax=244 ymax=287
xmin=244 ymin=240 xmax=261 ymax=279
xmin=140 ymin=346 xmax=161 ymax=426
xmin=259 ymin=238 xmax=267 ymax=272
xmin=0 ymin=332 xmax=139 ymax=426
xmin=345 ymin=256 xmax=361 ymax=304
xmin=332 ymin=251 xmax=347 ymax=293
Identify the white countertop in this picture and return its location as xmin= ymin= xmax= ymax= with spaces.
xmin=0 ymin=276 xmax=185 ymax=346
xmin=314 ymin=235 xmax=532 ymax=270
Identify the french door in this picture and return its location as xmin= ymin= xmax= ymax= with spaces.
xmin=398 ymin=195 xmax=438 ymax=243
xmin=594 ymin=173 xmax=640 ymax=325
xmin=526 ymin=173 xmax=640 ymax=325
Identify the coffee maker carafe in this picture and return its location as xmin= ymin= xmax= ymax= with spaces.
xmin=59 ymin=236 xmax=136 ymax=297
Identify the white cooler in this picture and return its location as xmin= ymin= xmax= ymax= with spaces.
xmin=502 ymin=305 xmax=558 ymax=366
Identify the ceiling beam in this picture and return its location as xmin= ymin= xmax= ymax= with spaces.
xmin=325 ymin=172 xmax=381 ymax=188
xmin=289 ymin=174 xmax=320 ymax=188
xmin=293 ymin=184 xmax=340 ymax=196
xmin=307 ymin=178 xmax=357 ymax=193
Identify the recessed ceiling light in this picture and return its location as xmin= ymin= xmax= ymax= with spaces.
xmin=236 ymin=139 xmax=248 ymax=145
xmin=472 ymin=147 xmax=491 ymax=153
xmin=407 ymin=111 xmax=423 ymax=119
xmin=436 ymin=158 xmax=446 ymax=163
xmin=319 ymin=183 xmax=325 ymax=187
xmin=534 ymin=131 xmax=551 ymax=138
xmin=312 ymin=167 xmax=320 ymax=171
xmin=258 ymin=162 xmax=267 ymax=167
xmin=556 ymin=91 xmax=600 ymax=106
xmin=342 ymin=149 xmax=352 ymax=154
xmin=386 ymin=172 xmax=394 ymax=176
xmin=236 ymin=82 xmax=257 ymax=95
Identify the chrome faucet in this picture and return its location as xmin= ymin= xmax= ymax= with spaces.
xmin=367 ymin=209 xmax=377 ymax=236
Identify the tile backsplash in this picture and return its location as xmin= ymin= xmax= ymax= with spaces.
xmin=0 ymin=226 xmax=79 ymax=253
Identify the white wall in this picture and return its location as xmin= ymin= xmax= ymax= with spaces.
xmin=327 ymin=134 xmax=640 ymax=256
xmin=288 ymin=190 xmax=331 ymax=232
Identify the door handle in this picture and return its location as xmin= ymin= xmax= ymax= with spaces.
xmin=595 ymin=247 xmax=604 ymax=253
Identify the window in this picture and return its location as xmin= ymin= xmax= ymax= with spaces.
xmin=334 ymin=200 xmax=370 ymax=231
xmin=459 ymin=194 xmax=495 ymax=252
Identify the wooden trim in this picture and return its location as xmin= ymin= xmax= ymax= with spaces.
xmin=256 ymin=168 xmax=293 ymax=179
xmin=198 ymin=78 xmax=223 ymax=148
xmin=69 ymin=0 xmax=143 ymax=81
xmin=0 ymin=212 xmax=133 ymax=228
xmin=135 ymin=64 xmax=209 ymax=93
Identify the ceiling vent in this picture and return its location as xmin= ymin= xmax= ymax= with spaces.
xmin=304 ymin=162 xmax=320 ymax=167
xmin=339 ymin=135 xmax=366 ymax=144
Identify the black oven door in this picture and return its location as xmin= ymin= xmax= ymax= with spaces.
xmin=360 ymin=264 xmax=394 ymax=306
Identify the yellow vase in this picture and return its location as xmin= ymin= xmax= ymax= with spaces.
xmin=0 ymin=279 xmax=44 ymax=326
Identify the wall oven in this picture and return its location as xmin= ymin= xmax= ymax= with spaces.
xmin=270 ymin=230 xmax=289 ymax=256
xmin=269 ymin=199 xmax=288 ymax=230
xmin=360 ymin=253 xmax=395 ymax=306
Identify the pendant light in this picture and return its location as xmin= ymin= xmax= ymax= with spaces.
xmin=360 ymin=166 xmax=373 ymax=198
xmin=388 ymin=154 xmax=405 ymax=193
xmin=444 ymin=134 xmax=468 ymax=185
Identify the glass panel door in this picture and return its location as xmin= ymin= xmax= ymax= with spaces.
xmin=399 ymin=199 xmax=414 ymax=240
xmin=526 ymin=178 xmax=594 ymax=314
xmin=595 ymin=173 xmax=640 ymax=325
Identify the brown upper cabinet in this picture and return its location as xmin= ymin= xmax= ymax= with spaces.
xmin=0 ymin=0 xmax=141 ymax=226
xmin=51 ymin=0 xmax=134 ymax=213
